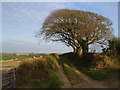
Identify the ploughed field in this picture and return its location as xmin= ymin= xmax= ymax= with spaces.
xmin=0 ymin=53 xmax=43 ymax=67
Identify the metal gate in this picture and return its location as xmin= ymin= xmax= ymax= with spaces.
xmin=0 ymin=66 xmax=15 ymax=90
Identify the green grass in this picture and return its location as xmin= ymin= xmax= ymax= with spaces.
xmin=43 ymin=55 xmax=58 ymax=65
xmin=46 ymin=71 xmax=61 ymax=88
xmin=44 ymin=55 xmax=84 ymax=85
xmin=42 ymin=55 xmax=61 ymax=88
xmin=43 ymin=55 xmax=59 ymax=71
xmin=60 ymin=53 xmax=119 ymax=81
xmin=63 ymin=63 xmax=83 ymax=85
xmin=32 ymin=80 xmax=49 ymax=88
xmin=32 ymin=71 xmax=61 ymax=88
xmin=83 ymin=69 xmax=118 ymax=80
xmin=16 ymin=55 xmax=61 ymax=88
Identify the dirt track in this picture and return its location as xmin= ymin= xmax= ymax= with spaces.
xmin=58 ymin=63 xmax=108 ymax=88
xmin=58 ymin=65 xmax=72 ymax=88
xmin=1 ymin=57 xmax=119 ymax=88
xmin=71 ymin=65 xmax=108 ymax=88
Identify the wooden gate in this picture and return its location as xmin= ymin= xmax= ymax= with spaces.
xmin=0 ymin=66 xmax=16 ymax=90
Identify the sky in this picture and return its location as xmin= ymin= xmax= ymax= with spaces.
xmin=1 ymin=1 xmax=118 ymax=53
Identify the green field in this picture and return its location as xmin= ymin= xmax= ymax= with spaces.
xmin=0 ymin=53 xmax=40 ymax=60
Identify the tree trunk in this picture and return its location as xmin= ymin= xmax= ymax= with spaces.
xmin=72 ymin=40 xmax=88 ymax=55
xmin=73 ymin=48 xmax=82 ymax=55
xmin=82 ymin=43 xmax=88 ymax=54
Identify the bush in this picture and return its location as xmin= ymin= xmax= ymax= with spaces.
xmin=16 ymin=56 xmax=61 ymax=88
xmin=60 ymin=53 xmax=119 ymax=81
xmin=105 ymin=37 xmax=120 ymax=60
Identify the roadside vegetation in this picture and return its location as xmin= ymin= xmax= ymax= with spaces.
xmin=63 ymin=63 xmax=83 ymax=85
xmin=15 ymin=54 xmax=84 ymax=88
xmin=2 ymin=52 xmax=119 ymax=88
xmin=60 ymin=52 xmax=119 ymax=81
xmin=16 ymin=55 xmax=61 ymax=88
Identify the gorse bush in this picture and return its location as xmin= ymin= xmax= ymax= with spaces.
xmin=16 ymin=56 xmax=61 ymax=88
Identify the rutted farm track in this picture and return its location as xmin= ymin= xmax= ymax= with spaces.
xmin=1 ymin=55 xmax=119 ymax=88
xmin=68 ymin=64 xmax=108 ymax=88
xmin=58 ymin=60 xmax=108 ymax=88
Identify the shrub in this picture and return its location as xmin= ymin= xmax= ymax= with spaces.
xmin=16 ymin=56 xmax=61 ymax=88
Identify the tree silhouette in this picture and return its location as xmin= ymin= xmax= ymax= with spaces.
xmin=37 ymin=9 xmax=113 ymax=55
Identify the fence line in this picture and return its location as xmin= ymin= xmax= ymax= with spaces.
xmin=0 ymin=66 xmax=16 ymax=90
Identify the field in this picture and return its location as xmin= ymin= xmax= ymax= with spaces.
xmin=0 ymin=53 xmax=41 ymax=60
xmin=0 ymin=53 xmax=41 ymax=66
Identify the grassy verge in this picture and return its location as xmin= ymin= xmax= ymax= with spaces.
xmin=83 ymin=69 xmax=118 ymax=80
xmin=63 ymin=63 xmax=83 ymax=85
xmin=60 ymin=53 xmax=119 ymax=81
xmin=16 ymin=55 xmax=61 ymax=88
xmin=32 ymin=70 xmax=61 ymax=88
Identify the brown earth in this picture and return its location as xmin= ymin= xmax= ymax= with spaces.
xmin=57 ymin=64 xmax=72 ymax=88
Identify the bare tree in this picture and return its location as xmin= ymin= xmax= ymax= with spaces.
xmin=36 ymin=9 xmax=113 ymax=55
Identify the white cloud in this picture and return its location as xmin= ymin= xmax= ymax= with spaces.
xmin=2 ymin=41 xmax=72 ymax=53
xmin=2 ymin=2 xmax=67 ymax=30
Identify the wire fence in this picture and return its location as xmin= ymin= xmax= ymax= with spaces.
xmin=0 ymin=66 xmax=16 ymax=90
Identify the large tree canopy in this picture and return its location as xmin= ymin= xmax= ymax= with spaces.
xmin=37 ymin=9 xmax=113 ymax=54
